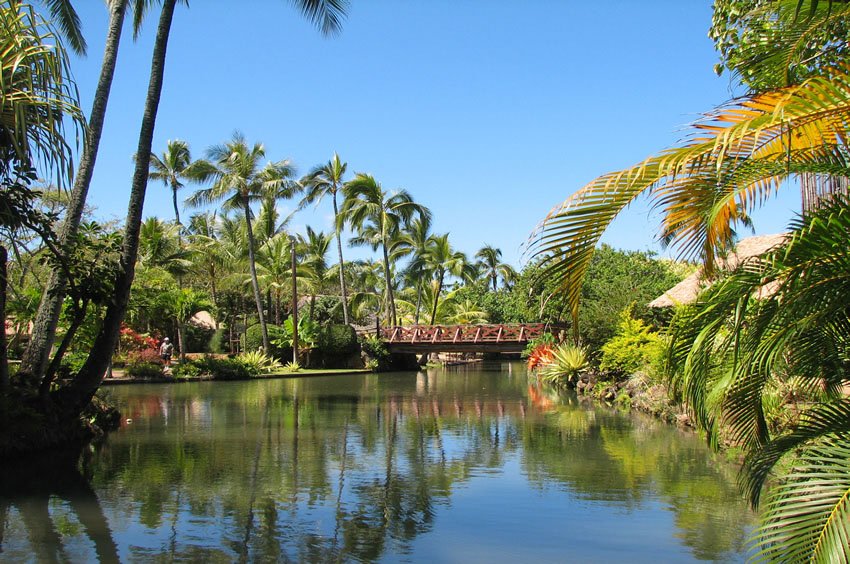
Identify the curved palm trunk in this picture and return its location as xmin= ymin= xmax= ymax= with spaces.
xmin=332 ymin=194 xmax=350 ymax=325
xmin=171 ymin=184 xmax=181 ymax=227
xmin=243 ymin=195 xmax=270 ymax=354
xmin=22 ymin=1 xmax=128 ymax=380
xmin=381 ymin=240 xmax=397 ymax=326
xmin=429 ymin=270 xmax=444 ymax=325
xmin=68 ymin=0 xmax=177 ymax=407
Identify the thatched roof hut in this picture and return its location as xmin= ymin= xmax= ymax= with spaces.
xmin=648 ymin=233 xmax=787 ymax=308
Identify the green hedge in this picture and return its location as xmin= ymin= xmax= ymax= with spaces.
xmin=242 ymin=323 xmax=288 ymax=359
xmin=317 ymin=324 xmax=358 ymax=356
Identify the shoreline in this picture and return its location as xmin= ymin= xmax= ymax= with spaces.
xmin=101 ymin=367 xmax=372 ymax=385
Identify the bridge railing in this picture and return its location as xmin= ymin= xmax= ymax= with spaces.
xmin=379 ymin=323 xmax=563 ymax=345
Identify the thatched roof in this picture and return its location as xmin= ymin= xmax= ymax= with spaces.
xmin=648 ymin=233 xmax=787 ymax=308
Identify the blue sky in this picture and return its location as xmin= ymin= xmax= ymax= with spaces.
xmin=67 ymin=0 xmax=799 ymax=267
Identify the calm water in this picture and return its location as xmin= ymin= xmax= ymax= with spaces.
xmin=0 ymin=362 xmax=754 ymax=563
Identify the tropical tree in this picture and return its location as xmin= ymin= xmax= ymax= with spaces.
xmin=423 ymin=233 xmax=471 ymax=325
xmin=137 ymin=216 xmax=191 ymax=276
xmin=0 ymin=0 xmax=84 ymax=394
xmin=21 ymin=0 xmax=132 ymax=381
xmin=7 ymin=0 xmax=349 ymax=454
xmin=475 ymin=245 xmax=515 ymax=292
xmin=394 ymin=215 xmax=432 ymax=324
xmin=342 ymin=174 xmax=430 ymax=326
xmin=185 ymin=132 xmax=299 ymax=354
xmin=527 ymin=1 xmax=850 ymax=556
xmin=668 ymin=197 xmax=850 ymax=562
xmin=170 ymin=287 xmax=212 ymax=362
xmin=298 ymin=226 xmax=331 ymax=321
xmin=301 ymin=153 xmax=351 ymax=324
xmin=185 ymin=211 xmax=227 ymax=306
xmin=255 ymin=232 xmax=307 ymax=326
xmin=149 ymin=139 xmax=191 ymax=230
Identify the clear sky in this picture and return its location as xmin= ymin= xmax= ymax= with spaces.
xmin=66 ymin=0 xmax=799 ymax=268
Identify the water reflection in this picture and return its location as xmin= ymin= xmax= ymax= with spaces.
xmin=0 ymin=364 xmax=753 ymax=562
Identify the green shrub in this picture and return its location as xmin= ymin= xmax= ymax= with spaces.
xmin=184 ymin=323 xmax=214 ymax=353
xmin=599 ymin=309 xmax=666 ymax=378
xmin=59 ymin=350 xmax=89 ymax=377
xmin=126 ymin=362 xmax=164 ymax=379
xmin=191 ymin=355 xmax=251 ymax=380
xmin=359 ymin=335 xmax=388 ymax=360
xmin=242 ymin=324 xmax=288 ymax=359
xmin=171 ymin=362 xmax=202 ymax=379
xmin=236 ymin=351 xmax=282 ymax=374
xmin=317 ymin=324 xmax=358 ymax=356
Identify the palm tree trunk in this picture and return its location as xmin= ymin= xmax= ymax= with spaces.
xmin=68 ymin=0 xmax=177 ymax=408
xmin=244 ymin=195 xmax=271 ymax=354
xmin=430 ymin=271 xmax=444 ymax=325
xmin=332 ymin=194 xmax=350 ymax=325
xmin=171 ymin=185 xmax=181 ymax=227
xmin=414 ymin=283 xmax=422 ymax=325
xmin=381 ymin=240 xmax=397 ymax=326
xmin=176 ymin=321 xmax=186 ymax=363
xmin=22 ymin=1 xmax=128 ymax=381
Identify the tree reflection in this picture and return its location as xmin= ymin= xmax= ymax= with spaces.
xmin=1 ymin=369 xmax=754 ymax=562
xmin=0 ymin=450 xmax=120 ymax=563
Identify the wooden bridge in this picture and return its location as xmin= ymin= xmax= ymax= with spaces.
xmin=379 ymin=323 xmax=561 ymax=354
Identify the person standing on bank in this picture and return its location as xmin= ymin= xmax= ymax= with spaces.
xmin=160 ymin=337 xmax=174 ymax=367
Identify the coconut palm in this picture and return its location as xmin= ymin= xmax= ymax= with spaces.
xmin=298 ymin=226 xmax=332 ymax=321
xmin=149 ymin=139 xmax=191 ymax=229
xmin=530 ymin=63 xmax=850 ymax=334
xmin=22 ymin=0 xmax=134 ymax=381
xmin=38 ymin=0 xmax=349 ymax=415
xmin=394 ymin=216 xmax=433 ymax=324
xmin=475 ymin=245 xmax=515 ymax=292
xmin=346 ymin=259 xmax=384 ymax=324
xmin=423 ymin=233 xmax=471 ymax=325
xmin=185 ymin=132 xmax=299 ymax=354
xmin=301 ymin=153 xmax=351 ymax=324
xmin=185 ymin=212 xmax=228 ymax=306
xmin=341 ymin=174 xmax=430 ymax=326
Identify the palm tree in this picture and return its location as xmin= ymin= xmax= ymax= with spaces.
xmin=423 ymin=234 xmax=470 ymax=325
xmin=70 ymin=0 xmax=180 ymax=405
xmin=185 ymin=212 xmax=227 ymax=307
xmin=22 ymin=0 xmax=129 ymax=381
xmin=149 ymin=139 xmax=191 ymax=230
xmin=341 ymin=174 xmax=430 ymax=326
xmin=301 ymin=153 xmax=351 ymax=324
xmin=668 ymin=197 xmax=850 ymax=562
xmin=298 ymin=226 xmax=332 ymax=321
xmin=185 ymin=132 xmax=299 ymax=354
xmin=475 ymin=245 xmax=514 ymax=292
xmin=137 ymin=217 xmax=192 ymax=276
xmin=37 ymin=0 xmax=350 ymax=416
xmin=394 ymin=216 xmax=432 ymax=324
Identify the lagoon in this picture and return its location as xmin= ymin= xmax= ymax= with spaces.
xmin=0 ymin=362 xmax=753 ymax=562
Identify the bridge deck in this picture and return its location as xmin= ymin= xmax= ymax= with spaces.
xmin=379 ymin=323 xmax=560 ymax=353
